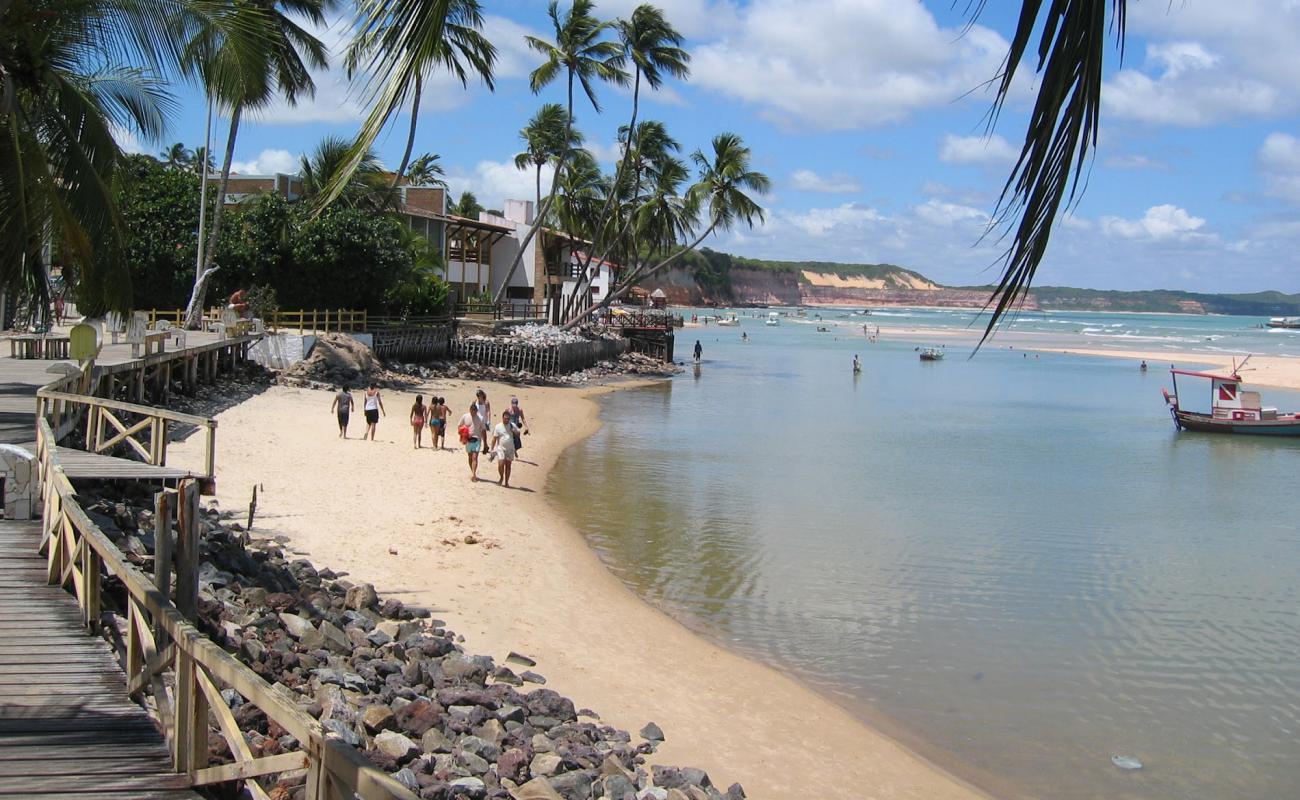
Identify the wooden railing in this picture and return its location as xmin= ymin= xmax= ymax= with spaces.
xmin=144 ymin=309 xmax=457 ymax=334
xmin=453 ymin=301 xmax=547 ymax=320
xmin=592 ymin=309 xmax=675 ymax=331
xmin=36 ymin=389 xmax=217 ymax=477
xmin=33 ymin=359 xmax=418 ymax=800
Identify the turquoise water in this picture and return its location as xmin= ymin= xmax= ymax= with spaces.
xmin=550 ymin=309 xmax=1300 ymax=800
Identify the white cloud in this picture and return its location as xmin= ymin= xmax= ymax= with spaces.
xmin=789 ymin=169 xmax=861 ymax=194
xmin=1258 ymin=132 xmax=1300 ymax=204
xmin=1103 ymin=154 xmax=1168 ymax=171
xmin=938 ymin=134 xmax=1017 ymax=166
xmin=230 ymin=149 xmax=299 ymax=175
xmin=445 ymin=159 xmax=555 ymax=211
xmin=597 ymin=0 xmax=739 ymax=38
xmin=783 ymin=203 xmax=883 ymax=236
xmin=110 ymin=124 xmax=147 ymax=156
xmin=690 ymin=0 xmax=1009 ymax=130
xmin=913 ymin=199 xmax=988 ymax=228
xmin=1105 ymin=4 xmax=1300 ymax=125
xmin=1100 ymin=204 xmax=1207 ymax=241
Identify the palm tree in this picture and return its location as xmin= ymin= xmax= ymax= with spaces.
xmin=513 ymin=103 xmax=583 ymax=211
xmin=405 ymin=153 xmax=447 ymax=188
xmin=448 ymin=191 xmax=484 ymax=218
xmin=298 ymin=136 xmax=395 ymax=211
xmin=344 ymin=0 xmax=495 ymax=194
xmin=161 ymin=142 xmax=193 ymax=168
xmin=551 ymin=148 xmax=607 ymax=241
xmin=183 ymin=0 xmax=333 ymax=329
xmin=492 ymin=0 xmax=627 ymax=304
xmin=975 ymin=0 xmax=1120 ymax=343
xmin=564 ymin=131 xmax=768 ymax=328
xmin=0 ymin=0 xmax=250 ymax=320
xmin=191 ymin=146 xmax=216 ymax=175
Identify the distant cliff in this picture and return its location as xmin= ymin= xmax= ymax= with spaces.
xmin=642 ymin=249 xmax=1300 ymax=316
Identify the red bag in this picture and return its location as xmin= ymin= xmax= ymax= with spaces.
xmin=457 ymin=424 xmax=470 ymax=444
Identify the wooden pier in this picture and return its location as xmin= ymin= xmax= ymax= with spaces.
xmin=0 ymin=330 xmax=416 ymax=799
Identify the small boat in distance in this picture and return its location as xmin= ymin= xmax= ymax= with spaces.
xmin=765 ymin=312 xmax=780 ymax=327
xmin=717 ymin=312 xmax=740 ymax=327
xmin=1266 ymin=317 xmax=1300 ymax=329
xmin=919 ymin=347 xmax=944 ymax=361
xmin=1163 ymin=358 xmax=1300 ymax=435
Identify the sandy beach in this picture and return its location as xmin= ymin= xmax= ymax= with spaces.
xmin=169 ymin=378 xmax=988 ymax=800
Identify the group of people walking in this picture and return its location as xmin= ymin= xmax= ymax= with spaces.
xmin=330 ymin=384 xmax=528 ymax=487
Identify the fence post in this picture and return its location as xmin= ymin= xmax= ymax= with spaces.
xmin=175 ymin=481 xmax=200 ymax=621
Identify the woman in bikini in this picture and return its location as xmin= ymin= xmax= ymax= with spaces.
xmin=410 ymin=395 xmax=428 ymax=448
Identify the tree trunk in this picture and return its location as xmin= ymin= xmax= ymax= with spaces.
xmin=563 ymin=220 xmax=717 ymax=330
xmin=492 ymin=70 xmax=576 ymax=306
xmin=561 ymin=69 xmax=642 ymax=323
xmin=184 ymin=104 xmax=242 ymax=329
xmin=390 ymin=74 xmax=422 ymax=191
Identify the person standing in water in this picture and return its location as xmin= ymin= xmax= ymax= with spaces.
xmin=330 ymin=386 xmax=354 ymax=438
xmin=363 ymin=383 xmax=385 ymax=440
xmin=409 ymin=395 xmax=428 ymax=448
xmin=694 ymin=340 xmax=703 ymax=363
xmin=853 ymin=354 xmax=861 ymax=373
xmin=490 ymin=411 xmax=518 ymax=487
xmin=460 ymin=402 xmax=488 ymax=481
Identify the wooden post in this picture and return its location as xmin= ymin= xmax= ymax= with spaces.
xmin=174 ymin=481 xmax=200 ymax=622
xmin=204 ymin=423 xmax=216 ymax=478
xmin=82 ymin=542 xmax=100 ymax=631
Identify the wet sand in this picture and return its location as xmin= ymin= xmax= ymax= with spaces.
xmin=170 ymin=379 xmax=989 ymax=800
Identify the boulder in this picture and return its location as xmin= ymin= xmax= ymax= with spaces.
xmin=639 ymin=722 xmax=664 ymax=742
xmin=448 ymin=776 xmax=486 ymax=799
xmin=278 ymin=613 xmax=315 ymax=640
xmin=394 ymin=699 xmax=442 ymax=737
xmin=523 ymin=690 xmax=575 ymax=722
xmin=361 ymin=704 xmax=396 ymax=734
xmin=345 ymin=582 xmax=379 ymax=610
xmin=510 ymin=777 xmax=565 ymax=800
xmin=373 ymin=731 xmax=419 ymax=762
xmin=530 ymin=753 xmax=562 ymax=777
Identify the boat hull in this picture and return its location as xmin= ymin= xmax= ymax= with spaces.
xmin=1173 ymin=410 xmax=1300 ymax=436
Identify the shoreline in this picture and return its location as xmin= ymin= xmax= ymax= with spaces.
xmin=171 ymin=377 xmax=991 ymax=800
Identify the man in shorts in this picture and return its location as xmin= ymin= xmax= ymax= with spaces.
xmin=330 ymin=386 xmax=354 ymax=438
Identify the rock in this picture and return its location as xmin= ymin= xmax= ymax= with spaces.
xmin=420 ymin=727 xmax=453 ymax=753
xmin=345 ymin=582 xmax=379 ymax=610
xmin=603 ymin=774 xmax=637 ymax=800
xmin=394 ymin=699 xmax=442 ymax=737
xmin=278 ymin=613 xmax=315 ymax=640
xmin=393 ymin=768 xmax=420 ymax=792
xmin=373 ymin=730 xmax=419 ymax=762
xmin=318 ymin=620 xmax=351 ymax=653
xmin=636 ymin=790 xmax=668 ymax=800
xmin=458 ymin=749 xmax=490 ymax=775
xmin=492 ymin=666 xmax=523 ymax=686
xmin=652 ymin=767 xmax=711 ymax=791
xmin=724 ymin=785 xmax=746 ymax=800
xmin=496 ymin=704 xmax=526 ymax=724
xmin=520 ymin=671 xmax=546 ymax=685
xmin=548 ymin=769 xmax=596 ymax=800
xmin=474 ymin=718 xmax=504 ymax=745
xmin=523 ymin=690 xmax=575 ymax=722
xmin=496 ymin=747 xmax=531 ymax=783
xmin=361 ymin=704 xmax=396 ymax=734
xmin=530 ymin=753 xmax=562 ymax=777
xmin=448 ymin=776 xmax=486 ymax=799
xmin=664 ymin=791 xmax=690 ymax=800
xmin=321 ymin=719 xmax=360 ymax=747
xmin=639 ymin=722 xmax=664 ymax=742
xmin=510 ymin=777 xmax=565 ymax=800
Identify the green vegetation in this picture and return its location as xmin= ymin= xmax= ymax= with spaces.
xmin=727 ymin=255 xmax=932 ymax=285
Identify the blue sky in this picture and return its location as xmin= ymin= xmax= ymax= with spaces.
xmin=126 ymin=1 xmax=1300 ymax=293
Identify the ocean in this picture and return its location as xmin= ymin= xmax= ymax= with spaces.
xmin=550 ymin=309 xmax=1300 ymax=800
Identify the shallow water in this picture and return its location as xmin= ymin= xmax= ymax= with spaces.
xmin=550 ymin=310 xmax=1300 ymax=800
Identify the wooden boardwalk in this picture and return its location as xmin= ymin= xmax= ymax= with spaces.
xmin=0 ymin=521 xmax=197 ymax=799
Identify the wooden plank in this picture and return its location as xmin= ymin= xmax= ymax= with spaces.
xmin=0 ymin=774 xmax=192 ymax=792
xmin=0 ymin=757 xmax=170 ymax=777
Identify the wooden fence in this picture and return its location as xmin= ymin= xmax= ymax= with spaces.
xmin=143 ymin=309 xmax=455 ymax=335
xmin=453 ymin=301 xmax=547 ymax=320
xmin=33 ymin=366 xmax=418 ymax=800
xmin=370 ymin=325 xmax=452 ymax=362
xmin=37 ymin=389 xmax=217 ymax=476
xmin=449 ymin=336 xmax=626 ymax=377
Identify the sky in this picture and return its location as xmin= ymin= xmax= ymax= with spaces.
xmin=125 ymin=0 xmax=1300 ymax=294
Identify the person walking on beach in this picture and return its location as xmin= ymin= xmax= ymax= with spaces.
xmin=475 ymin=389 xmax=491 ymax=428
xmin=459 ymin=402 xmax=488 ymax=480
xmin=429 ymin=397 xmax=447 ymax=449
xmin=489 ymin=411 xmax=518 ymax=487
xmin=409 ymin=395 xmax=428 ymax=448
xmin=363 ymin=383 xmax=385 ymax=441
xmin=693 ymin=340 xmax=702 ymax=363
xmin=53 ymin=293 xmax=65 ymax=325
xmin=330 ymin=386 xmax=354 ymax=438
xmin=507 ymin=396 xmax=527 ymax=454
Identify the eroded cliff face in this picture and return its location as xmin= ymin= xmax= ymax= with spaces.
xmin=643 ymin=267 xmax=1034 ymax=309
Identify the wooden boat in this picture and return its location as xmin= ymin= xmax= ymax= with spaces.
xmin=1163 ymin=359 xmax=1300 ymax=435
xmin=919 ymin=347 xmax=944 ymax=361
xmin=1266 ymin=317 xmax=1300 ymax=329
xmin=765 ymin=312 xmax=780 ymax=327
xmin=716 ymin=313 xmax=740 ymax=327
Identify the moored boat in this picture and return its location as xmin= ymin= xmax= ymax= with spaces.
xmin=919 ymin=347 xmax=944 ymax=361
xmin=1163 ymin=360 xmax=1300 ymax=435
xmin=1266 ymin=317 xmax=1300 ymax=329
xmin=717 ymin=313 xmax=740 ymax=327
xmin=765 ymin=312 xmax=780 ymax=327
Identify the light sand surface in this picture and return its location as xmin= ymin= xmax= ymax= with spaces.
xmin=170 ymin=379 xmax=988 ymax=800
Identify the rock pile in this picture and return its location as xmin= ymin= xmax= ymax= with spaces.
xmin=278 ymin=333 xmax=418 ymax=390
xmin=412 ymin=353 xmax=682 ymax=386
xmin=79 ymin=483 xmax=741 ymax=800
xmin=462 ymin=325 xmax=619 ymax=348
